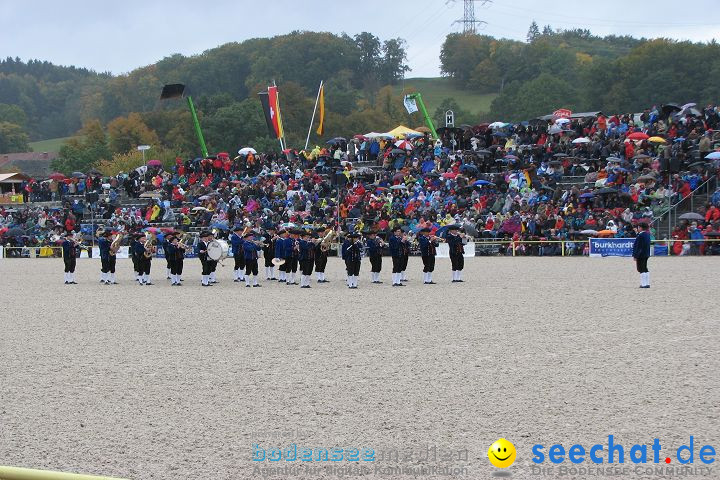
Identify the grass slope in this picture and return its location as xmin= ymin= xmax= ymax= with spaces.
xmin=29 ymin=136 xmax=75 ymax=153
xmin=395 ymin=77 xmax=497 ymax=115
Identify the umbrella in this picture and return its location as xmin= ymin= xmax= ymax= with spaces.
xmin=504 ymin=155 xmax=518 ymax=160
xmin=704 ymin=152 xmax=720 ymax=160
xmin=147 ymin=159 xmax=162 ymax=167
xmin=555 ymin=118 xmax=571 ymax=125
xmin=572 ymin=137 xmax=591 ymax=144
xmin=580 ymin=229 xmax=598 ymax=235
xmin=579 ymin=192 xmax=594 ymax=199
xmin=595 ymin=187 xmax=619 ymax=195
xmin=389 ymin=185 xmax=407 ymax=190
xmin=627 ymin=132 xmax=649 ymax=141
xmin=606 ymin=156 xmax=622 ymax=162
xmin=553 ymin=153 xmax=568 ymax=158
xmin=414 ymin=126 xmax=431 ymax=133
xmin=394 ymin=140 xmax=413 ymax=150
xmin=633 ymin=154 xmax=651 ymax=160
xmin=636 ymin=175 xmax=656 ymax=182
xmin=326 ymin=137 xmax=346 ymax=145
xmin=87 ymin=168 xmax=102 ymax=176
xmin=71 ymin=171 xmax=86 ymax=178
xmin=597 ymin=230 xmax=616 ymax=237
xmin=661 ymin=103 xmax=682 ymax=117
xmin=139 ymin=192 xmax=162 ymax=198
xmin=473 ymin=180 xmax=491 ymax=186
xmin=488 ymin=121 xmax=505 ymax=128
xmin=674 ymin=137 xmax=686 ymax=143
xmin=548 ymin=125 xmax=564 ymax=135
xmin=688 ymin=161 xmax=706 ymax=168
xmin=679 ymin=212 xmax=705 ymax=221
xmin=648 ymin=136 xmax=666 ymax=143
xmin=353 ymin=134 xmax=367 ymax=140
xmin=49 ymin=172 xmax=66 ymax=180
xmin=459 ymin=164 xmax=478 ymax=174
xmin=238 ymin=147 xmax=257 ymax=155
xmin=442 ymin=172 xmax=457 ymax=179
xmin=390 ymin=148 xmax=406 ymax=155
xmin=191 ymin=206 xmax=209 ymax=212
xmin=475 ymin=149 xmax=492 ymax=156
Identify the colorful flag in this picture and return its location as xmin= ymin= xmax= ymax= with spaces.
xmin=258 ymin=91 xmax=276 ymax=139
xmin=316 ymin=83 xmax=325 ymax=136
xmin=268 ymin=86 xmax=284 ymax=139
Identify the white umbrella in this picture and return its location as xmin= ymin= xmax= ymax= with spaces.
xmin=389 ymin=185 xmax=408 ymax=190
xmin=572 ymin=137 xmax=591 ymax=144
xmin=488 ymin=121 xmax=505 ymax=129
xmin=548 ymin=125 xmax=564 ymax=135
xmin=238 ymin=147 xmax=257 ymax=155
xmin=555 ymin=118 xmax=571 ymax=125
xmin=705 ymin=152 xmax=720 ymax=160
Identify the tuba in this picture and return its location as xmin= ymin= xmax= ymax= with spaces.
xmin=320 ymin=228 xmax=337 ymax=252
xmin=143 ymin=233 xmax=156 ymax=258
xmin=110 ymin=232 xmax=123 ymax=255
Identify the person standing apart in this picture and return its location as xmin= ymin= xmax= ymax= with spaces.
xmin=262 ymin=225 xmax=277 ymax=280
xmin=417 ymin=228 xmax=439 ymax=285
xmin=274 ymin=229 xmax=289 ymax=283
xmin=446 ymin=225 xmax=466 ymax=283
xmin=314 ymin=227 xmax=330 ymax=283
xmin=633 ymin=223 xmax=651 ymax=288
xmin=61 ymin=232 xmax=79 ymax=284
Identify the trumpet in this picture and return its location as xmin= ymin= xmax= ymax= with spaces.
xmin=320 ymin=229 xmax=338 ymax=252
xmin=177 ymin=233 xmax=195 ymax=251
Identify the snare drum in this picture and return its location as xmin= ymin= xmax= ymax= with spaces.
xmin=207 ymin=239 xmax=229 ymax=261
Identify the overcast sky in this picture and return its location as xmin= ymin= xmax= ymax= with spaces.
xmin=1 ymin=0 xmax=718 ymax=78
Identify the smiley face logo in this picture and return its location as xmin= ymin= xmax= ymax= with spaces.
xmin=488 ymin=438 xmax=516 ymax=468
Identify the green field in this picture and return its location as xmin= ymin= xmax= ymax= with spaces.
xmin=29 ymin=136 xmax=75 ymax=153
xmin=395 ymin=77 xmax=497 ymax=115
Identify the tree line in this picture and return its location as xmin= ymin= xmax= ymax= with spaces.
xmin=440 ymin=25 xmax=720 ymax=122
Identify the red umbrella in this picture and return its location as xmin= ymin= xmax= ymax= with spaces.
xmin=627 ymin=132 xmax=649 ymax=141
xmin=147 ymin=159 xmax=162 ymax=167
xmin=395 ymin=140 xmax=413 ymax=150
xmin=49 ymin=172 xmax=66 ymax=180
xmin=442 ymin=172 xmax=457 ymax=179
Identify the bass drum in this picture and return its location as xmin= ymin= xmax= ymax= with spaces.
xmin=207 ymin=239 xmax=229 ymax=261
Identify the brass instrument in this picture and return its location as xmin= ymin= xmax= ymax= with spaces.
xmin=110 ymin=233 xmax=123 ymax=255
xmin=320 ymin=228 xmax=338 ymax=252
xmin=143 ymin=233 xmax=157 ymax=258
xmin=177 ymin=233 xmax=195 ymax=251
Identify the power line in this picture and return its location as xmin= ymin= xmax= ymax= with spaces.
xmin=449 ymin=0 xmax=492 ymax=34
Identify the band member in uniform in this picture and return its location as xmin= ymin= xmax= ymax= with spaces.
xmin=418 ymin=227 xmax=439 ymax=284
xmin=389 ymin=227 xmax=406 ymax=287
xmin=242 ymin=230 xmax=263 ymax=287
xmin=314 ymin=227 xmax=330 ymax=283
xmin=262 ymin=225 xmax=277 ymax=280
xmin=134 ymin=233 xmax=155 ymax=285
xmin=230 ymin=226 xmax=246 ymax=283
xmin=284 ymin=229 xmax=300 ymax=285
xmin=208 ymin=231 xmax=219 ymax=284
xmin=98 ymin=230 xmax=117 ymax=284
xmin=274 ymin=229 xmax=289 ymax=283
xmin=162 ymin=233 xmax=172 ymax=280
xmin=166 ymin=234 xmax=186 ymax=286
xmin=400 ymin=230 xmax=410 ymax=283
xmin=298 ymin=230 xmax=316 ymax=288
xmin=61 ymin=232 xmax=79 ymax=284
xmin=342 ymin=232 xmax=362 ymax=289
xmin=197 ymin=231 xmax=213 ymax=287
xmin=365 ymin=230 xmax=383 ymax=284
xmin=130 ymin=233 xmax=143 ymax=283
xmin=446 ymin=225 xmax=466 ymax=282
xmin=633 ymin=223 xmax=651 ymax=288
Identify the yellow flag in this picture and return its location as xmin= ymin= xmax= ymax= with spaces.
xmin=316 ymin=83 xmax=325 ymax=136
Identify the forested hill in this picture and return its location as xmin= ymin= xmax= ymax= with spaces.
xmin=440 ymin=26 xmax=720 ymax=121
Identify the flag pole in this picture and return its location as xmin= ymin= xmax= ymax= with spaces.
xmin=305 ymin=80 xmax=323 ymax=150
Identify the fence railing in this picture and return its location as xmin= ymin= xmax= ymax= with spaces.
xmin=651 ymin=175 xmax=718 ymax=238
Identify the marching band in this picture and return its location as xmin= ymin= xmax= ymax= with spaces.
xmin=60 ymin=225 xmax=469 ymax=288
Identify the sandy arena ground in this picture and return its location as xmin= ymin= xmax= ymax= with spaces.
xmin=0 ymin=256 xmax=718 ymax=480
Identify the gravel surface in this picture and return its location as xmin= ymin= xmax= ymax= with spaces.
xmin=1 ymin=257 xmax=718 ymax=480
